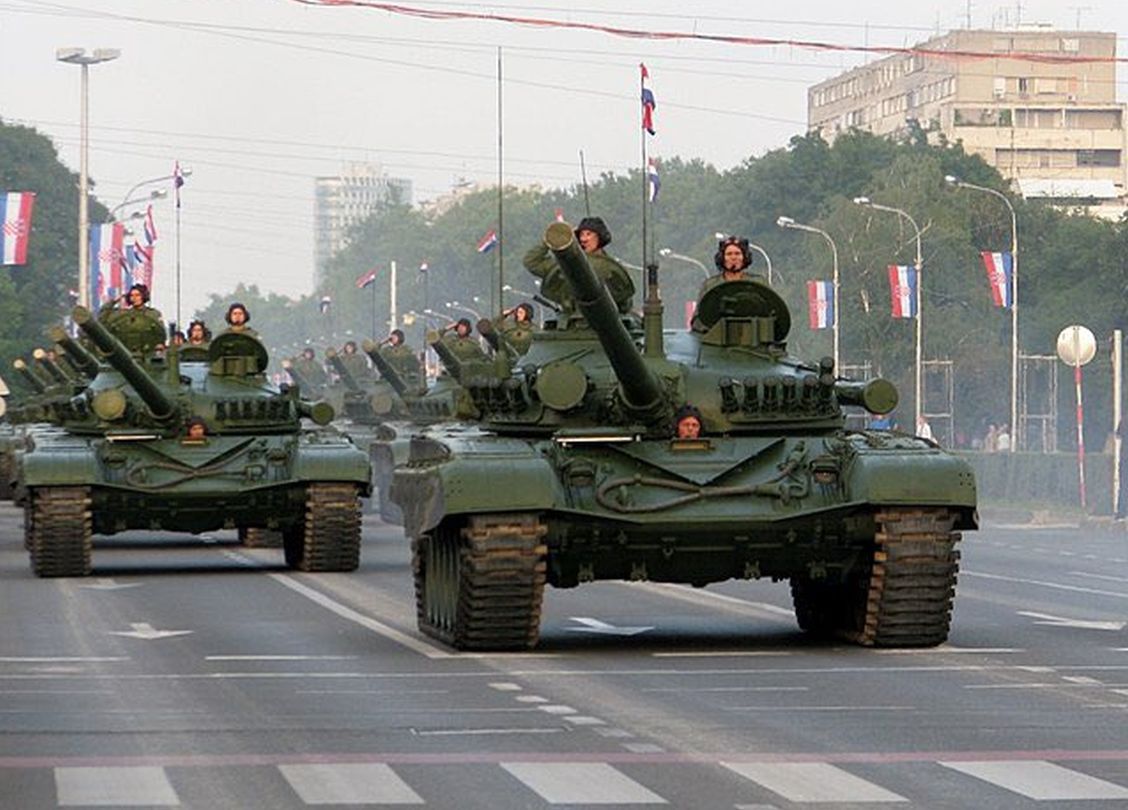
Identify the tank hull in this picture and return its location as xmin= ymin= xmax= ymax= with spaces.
xmin=392 ymin=427 xmax=976 ymax=650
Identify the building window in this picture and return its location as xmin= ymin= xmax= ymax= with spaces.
xmin=1062 ymin=37 xmax=1080 ymax=52
xmin=1077 ymin=149 xmax=1121 ymax=167
xmin=1017 ymin=77 xmax=1029 ymax=95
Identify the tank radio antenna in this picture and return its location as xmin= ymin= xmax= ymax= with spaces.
xmin=579 ymin=149 xmax=591 ymax=216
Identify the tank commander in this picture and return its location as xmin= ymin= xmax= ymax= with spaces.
xmin=338 ymin=339 xmax=371 ymax=380
xmin=98 ymin=283 xmax=165 ymax=353
xmin=381 ymin=329 xmax=423 ymax=389
xmin=523 ymin=216 xmax=635 ymax=314
xmin=291 ymin=347 xmax=329 ymax=391
xmin=493 ymin=302 xmax=535 ymax=356
xmin=186 ymin=320 xmax=211 ymax=346
xmin=223 ymin=302 xmax=257 ymax=336
xmin=674 ymin=404 xmax=704 ymax=439
xmin=184 ymin=416 xmax=208 ymax=441
xmin=699 ymin=236 xmax=764 ymax=296
xmin=440 ymin=318 xmax=489 ymax=364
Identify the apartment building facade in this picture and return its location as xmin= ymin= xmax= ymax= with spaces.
xmin=808 ymin=27 xmax=1127 ymax=215
xmin=313 ymin=163 xmax=413 ymax=283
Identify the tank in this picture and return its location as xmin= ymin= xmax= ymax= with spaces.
xmin=390 ymin=221 xmax=978 ymax=650
xmin=15 ymin=305 xmax=372 ymax=577
xmin=360 ymin=338 xmax=478 ymax=524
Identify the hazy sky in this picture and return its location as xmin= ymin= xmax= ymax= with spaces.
xmin=1 ymin=0 xmax=1125 ymax=320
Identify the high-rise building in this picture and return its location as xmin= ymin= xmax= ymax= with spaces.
xmin=808 ymin=26 xmax=1126 ymax=216
xmin=313 ymin=163 xmax=412 ymax=283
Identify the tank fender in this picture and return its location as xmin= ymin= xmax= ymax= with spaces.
xmin=843 ymin=440 xmax=977 ymax=528
xmin=292 ymin=435 xmax=373 ymax=495
xmin=393 ymin=437 xmax=559 ymax=536
xmin=16 ymin=434 xmax=99 ymax=487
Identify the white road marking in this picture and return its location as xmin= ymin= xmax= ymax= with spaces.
xmin=537 ymin=704 xmax=578 ymax=715
xmin=564 ymin=715 xmax=607 ymax=725
xmin=516 ymin=695 xmax=549 ymax=703
xmin=652 ymin=651 xmax=792 ymax=658
xmin=874 ymin=646 xmax=1022 ymax=655
xmin=0 ymin=657 xmax=127 ymax=663
xmin=108 ymin=623 xmax=192 ymax=641
xmin=622 ymin=743 xmax=666 ymax=753
xmin=1018 ymin=610 xmax=1126 ymax=631
xmin=56 ymin=766 xmax=178 ymax=806
xmin=502 ymin=762 xmax=667 ymax=804
xmin=79 ymin=578 xmax=141 ymax=591
xmin=205 ymin=655 xmax=357 ymax=661
xmin=411 ymin=727 xmax=563 ymax=736
xmin=267 ymin=573 xmax=452 ymax=659
xmin=964 ymin=569 xmax=1128 ymax=599
xmin=722 ymin=761 xmax=907 ymax=803
xmin=940 ymin=760 xmax=1128 ymax=800
xmin=278 ymin=763 xmax=424 ymax=804
xmin=634 ymin=582 xmax=796 ymax=620
xmin=568 ymin=617 xmax=654 ymax=636
xmin=489 ymin=682 xmax=523 ymax=691
xmin=642 ymin=686 xmax=807 ymax=693
xmin=1071 ymin=571 xmax=1128 ymax=583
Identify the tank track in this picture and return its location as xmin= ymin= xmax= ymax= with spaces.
xmin=28 ymin=486 xmax=93 ymax=578
xmin=791 ymin=507 xmax=961 ymax=647
xmin=412 ymin=513 xmax=547 ymax=650
xmin=283 ymin=482 xmax=361 ymax=572
xmin=239 ymin=527 xmax=283 ymax=548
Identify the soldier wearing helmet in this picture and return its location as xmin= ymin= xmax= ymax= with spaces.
xmin=699 ymin=236 xmax=763 ymax=296
xmin=523 ymin=216 xmax=635 ymax=315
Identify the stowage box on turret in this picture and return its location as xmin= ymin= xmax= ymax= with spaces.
xmin=15 ymin=306 xmax=371 ymax=577
xmin=390 ymin=221 xmax=977 ymax=650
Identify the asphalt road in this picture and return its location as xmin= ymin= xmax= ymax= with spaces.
xmin=2 ymin=503 xmax=1127 ymax=808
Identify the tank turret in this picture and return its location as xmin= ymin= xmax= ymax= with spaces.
xmin=49 ymin=326 xmax=101 ymax=379
xmin=72 ymin=305 xmax=177 ymax=421
xmin=544 ymin=221 xmax=670 ymax=427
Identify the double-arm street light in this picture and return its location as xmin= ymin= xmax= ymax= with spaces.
xmin=853 ymin=197 xmax=924 ymax=430
xmin=109 ymin=188 xmax=167 ymax=218
xmin=657 ymin=248 xmax=709 ymax=279
xmin=445 ymin=301 xmax=481 ymax=320
xmin=713 ymin=232 xmax=775 ymax=285
xmin=57 ymin=46 xmax=120 ymax=309
xmin=776 ymin=216 xmax=839 ymax=371
xmin=946 ymin=174 xmax=1019 ymax=452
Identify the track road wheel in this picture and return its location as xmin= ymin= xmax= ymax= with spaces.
xmin=412 ymin=513 xmax=547 ymax=651
xmin=239 ymin=527 xmax=283 ymax=548
xmin=282 ymin=483 xmax=361 ymax=572
xmin=28 ymin=487 xmax=92 ymax=578
xmin=791 ymin=508 xmax=961 ymax=648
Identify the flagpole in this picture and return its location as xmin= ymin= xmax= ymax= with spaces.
xmin=496 ymin=46 xmax=504 ymax=319
xmin=389 ymin=260 xmax=398 ymax=332
xmin=371 ymin=271 xmax=377 ymax=337
xmin=175 ymin=186 xmax=182 ymax=330
xmin=640 ymin=64 xmax=648 ymax=292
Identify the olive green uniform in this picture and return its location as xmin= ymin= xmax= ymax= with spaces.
xmin=379 ymin=344 xmax=423 ymax=390
xmin=290 ymin=356 xmax=328 ymax=392
xmin=498 ymin=320 xmax=534 ymax=356
xmin=98 ymin=302 xmax=166 ymax=355
xmin=523 ymin=244 xmax=635 ymax=314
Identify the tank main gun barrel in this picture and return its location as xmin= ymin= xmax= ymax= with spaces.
xmin=32 ymin=349 xmax=71 ymax=384
xmin=49 ymin=326 xmax=101 ymax=379
xmin=427 ymin=330 xmax=464 ymax=383
xmin=72 ymin=306 xmax=177 ymax=420
xmin=325 ymin=349 xmax=363 ymax=394
xmin=361 ymin=339 xmax=414 ymax=398
xmin=296 ymin=399 xmax=334 ymax=425
xmin=281 ymin=359 xmax=314 ymax=392
xmin=545 ymin=222 xmax=669 ymax=424
xmin=12 ymin=359 xmax=48 ymax=394
xmin=834 ymin=377 xmax=899 ymax=415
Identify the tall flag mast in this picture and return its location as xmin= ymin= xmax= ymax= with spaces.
xmin=640 ymin=63 xmax=657 ymax=290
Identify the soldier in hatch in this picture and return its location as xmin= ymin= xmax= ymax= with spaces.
xmin=223 ymin=302 xmax=257 ymax=336
xmin=290 ymin=346 xmax=329 ymax=392
xmin=338 ymin=339 xmax=371 ymax=381
xmin=440 ymin=318 xmax=489 ymax=364
xmin=186 ymin=320 xmax=211 ymax=346
xmin=98 ymin=283 xmax=165 ymax=354
xmin=523 ymin=216 xmax=634 ymax=314
xmin=699 ymin=236 xmax=763 ymax=296
xmin=496 ymin=302 xmax=536 ymax=356
xmin=380 ymin=329 xmax=423 ymax=389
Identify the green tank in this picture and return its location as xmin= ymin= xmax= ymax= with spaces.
xmin=361 ymin=337 xmax=478 ymax=524
xmin=15 ymin=305 xmax=372 ymax=577
xmin=390 ymin=221 xmax=978 ymax=650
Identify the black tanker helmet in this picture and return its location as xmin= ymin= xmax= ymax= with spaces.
xmin=714 ymin=236 xmax=753 ymax=272
xmin=515 ymin=302 xmax=535 ymax=322
xmin=225 ymin=302 xmax=250 ymax=324
xmin=575 ymin=216 xmax=612 ymax=249
xmin=672 ymin=403 xmax=704 ymax=432
xmin=129 ymin=283 xmax=151 ymax=303
xmin=390 ymin=329 xmax=405 ymax=345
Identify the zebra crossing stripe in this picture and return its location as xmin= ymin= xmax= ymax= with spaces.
xmin=939 ymin=760 xmax=1128 ymax=800
xmin=278 ymin=763 xmax=424 ymax=804
xmin=56 ymin=766 xmax=178 ymax=806
xmin=721 ymin=762 xmax=908 ymax=803
xmin=502 ymin=762 xmax=667 ymax=804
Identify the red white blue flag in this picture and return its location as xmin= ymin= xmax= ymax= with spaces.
xmin=980 ymin=250 xmax=1013 ymax=308
xmin=647 ymin=157 xmax=661 ymax=203
xmin=640 ymin=63 xmax=656 ymax=135
xmin=355 ymin=268 xmax=378 ymax=289
xmin=477 ymin=229 xmax=498 ymax=254
xmin=89 ymin=223 xmax=125 ymax=305
xmin=888 ymin=264 xmax=918 ymax=318
xmin=806 ymin=280 xmax=835 ymax=329
xmin=143 ymin=204 xmax=158 ymax=245
xmin=0 ymin=191 xmax=36 ymax=265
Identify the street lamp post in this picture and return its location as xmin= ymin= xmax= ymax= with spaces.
xmin=57 ymin=47 xmax=120 ymax=309
xmin=714 ymin=232 xmax=774 ymax=284
xmin=657 ymin=248 xmax=709 ymax=279
xmin=776 ymin=216 xmax=839 ymax=372
xmin=109 ymin=188 xmax=166 ymax=218
xmin=853 ymin=197 xmax=923 ymax=430
xmin=946 ymin=175 xmax=1019 ymax=452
